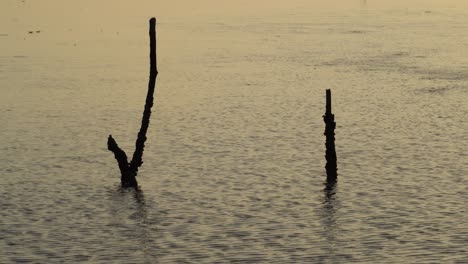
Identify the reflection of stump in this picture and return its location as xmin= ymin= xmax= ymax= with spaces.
xmin=108 ymin=18 xmax=158 ymax=187
xmin=323 ymin=89 xmax=338 ymax=183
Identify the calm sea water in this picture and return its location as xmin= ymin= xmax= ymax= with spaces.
xmin=1 ymin=1 xmax=467 ymax=263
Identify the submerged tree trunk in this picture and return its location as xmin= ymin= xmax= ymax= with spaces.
xmin=108 ymin=18 xmax=158 ymax=187
xmin=323 ymin=89 xmax=338 ymax=183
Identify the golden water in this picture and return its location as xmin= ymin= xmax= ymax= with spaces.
xmin=1 ymin=1 xmax=467 ymax=263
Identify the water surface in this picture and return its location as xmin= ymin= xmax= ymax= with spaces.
xmin=1 ymin=1 xmax=467 ymax=263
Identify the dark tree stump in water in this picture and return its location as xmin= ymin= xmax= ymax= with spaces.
xmin=107 ymin=18 xmax=158 ymax=187
xmin=323 ymin=89 xmax=338 ymax=183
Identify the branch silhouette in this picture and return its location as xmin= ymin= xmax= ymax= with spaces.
xmin=108 ymin=17 xmax=158 ymax=187
xmin=324 ymin=89 xmax=338 ymax=183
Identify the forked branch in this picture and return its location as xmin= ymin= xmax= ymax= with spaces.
xmin=108 ymin=18 xmax=158 ymax=187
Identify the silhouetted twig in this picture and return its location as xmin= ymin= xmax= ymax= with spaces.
xmin=108 ymin=18 xmax=158 ymax=187
xmin=324 ymin=89 xmax=338 ymax=183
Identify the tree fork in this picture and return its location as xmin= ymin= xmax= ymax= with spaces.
xmin=107 ymin=18 xmax=158 ymax=187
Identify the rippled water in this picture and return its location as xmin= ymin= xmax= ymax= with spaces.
xmin=1 ymin=1 xmax=467 ymax=263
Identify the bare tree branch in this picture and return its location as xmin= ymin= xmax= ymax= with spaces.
xmin=107 ymin=18 xmax=157 ymax=187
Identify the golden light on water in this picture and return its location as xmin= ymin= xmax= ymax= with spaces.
xmin=1 ymin=0 xmax=467 ymax=263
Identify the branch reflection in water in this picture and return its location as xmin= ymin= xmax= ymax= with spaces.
xmin=322 ymin=182 xmax=339 ymax=260
xmin=106 ymin=186 xmax=159 ymax=262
